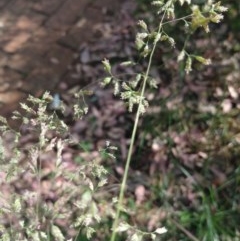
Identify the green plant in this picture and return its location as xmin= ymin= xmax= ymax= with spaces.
xmin=0 ymin=0 xmax=230 ymax=240
xmin=101 ymin=0 xmax=229 ymax=241
xmin=0 ymin=93 xmax=111 ymax=240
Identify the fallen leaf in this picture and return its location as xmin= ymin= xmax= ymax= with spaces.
xmin=221 ymin=99 xmax=232 ymax=113
xmin=135 ymin=185 xmax=145 ymax=205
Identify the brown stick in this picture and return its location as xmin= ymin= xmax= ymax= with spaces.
xmin=170 ymin=218 xmax=200 ymax=241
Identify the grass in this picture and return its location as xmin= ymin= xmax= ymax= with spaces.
xmin=1 ymin=0 xmax=239 ymax=240
xmin=133 ymin=84 xmax=240 ymax=240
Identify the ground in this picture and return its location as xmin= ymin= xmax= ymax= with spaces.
xmin=0 ymin=0 xmax=134 ymax=116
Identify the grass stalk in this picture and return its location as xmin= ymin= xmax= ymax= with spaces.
xmin=110 ymin=4 xmax=169 ymax=240
xmin=170 ymin=218 xmax=200 ymax=241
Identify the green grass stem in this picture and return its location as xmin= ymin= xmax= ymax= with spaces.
xmin=110 ymin=4 xmax=170 ymax=240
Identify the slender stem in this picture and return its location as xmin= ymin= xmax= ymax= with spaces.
xmin=36 ymin=123 xmax=45 ymax=231
xmin=36 ymin=148 xmax=42 ymax=227
xmin=162 ymin=14 xmax=193 ymax=25
xmin=74 ymin=226 xmax=82 ymax=241
xmin=170 ymin=218 xmax=200 ymax=241
xmin=110 ymin=3 xmax=170 ymax=241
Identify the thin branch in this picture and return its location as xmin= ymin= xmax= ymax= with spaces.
xmin=170 ymin=218 xmax=200 ymax=241
xmin=162 ymin=14 xmax=193 ymax=25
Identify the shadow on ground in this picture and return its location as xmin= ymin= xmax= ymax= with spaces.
xmin=0 ymin=0 xmax=127 ymax=116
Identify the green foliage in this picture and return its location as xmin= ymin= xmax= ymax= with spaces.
xmin=0 ymin=0 xmax=234 ymax=240
xmin=0 ymin=92 xmax=111 ymax=240
xmin=101 ymin=1 xmax=230 ymax=241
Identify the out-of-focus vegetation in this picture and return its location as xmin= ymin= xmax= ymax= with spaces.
xmin=131 ymin=0 xmax=240 ymax=240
